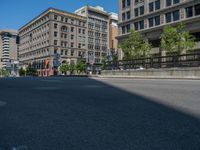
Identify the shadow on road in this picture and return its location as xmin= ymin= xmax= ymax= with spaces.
xmin=0 ymin=77 xmax=200 ymax=150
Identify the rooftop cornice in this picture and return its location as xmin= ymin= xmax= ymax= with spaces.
xmin=19 ymin=7 xmax=87 ymax=32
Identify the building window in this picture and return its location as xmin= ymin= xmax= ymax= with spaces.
xmin=195 ymin=4 xmax=200 ymax=16
xmin=122 ymin=0 xmax=126 ymax=8
xmin=61 ymin=41 xmax=67 ymax=48
xmin=134 ymin=22 xmax=139 ymax=30
xmin=54 ymin=40 xmax=58 ymax=46
xmin=135 ymin=8 xmax=138 ymax=17
xmin=71 ymin=27 xmax=74 ymax=32
xmin=61 ymin=17 xmax=64 ymax=22
xmin=140 ymin=6 xmax=144 ymax=15
xmin=79 ymin=21 xmax=82 ymax=26
xmin=71 ymin=43 xmax=74 ymax=48
xmin=149 ymin=2 xmax=154 ymax=12
xmin=173 ymin=0 xmax=179 ymax=4
xmin=54 ymin=15 xmax=58 ymax=20
xmin=71 ymin=19 xmax=74 ymax=24
xmin=78 ymin=43 xmax=81 ymax=49
xmin=126 ymin=24 xmax=130 ymax=33
xmin=61 ymin=26 xmax=68 ymax=32
xmin=71 ymin=35 xmax=74 ymax=40
xmin=127 ymin=0 xmax=130 ymax=6
xmin=186 ymin=6 xmax=193 ymax=18
xmin=79 ymin=29 xmax=81 ymax=34
xmin=166 ymin=0 xmax=172 ymax=7
xmin=71 ymin=50 xmax=74 ymax=56
xmin=139 ymin=20 xmax=144 ymax=29
xmin=148 ymin=16 xmax=160 ymax=27
xmin=122 ymin=13 xmax=126 ymax=21
xmin=191 ymin=32 xmax=200 ymax=41
xmin=61 ymin=50 xmax=64 ymax=55
xmin=149 ymin=17 xmax=154 ymax=27
xmin=127 ymin=11 xmax=131 ymax=20
xmin=155 ymin=0 xmax=160 ymax=10
xmin=173 ymin=10 xmax=179 ymax=21
xmin=155 ymin=16 xmax=160 ymax=26
xmin=54 ymin=32 xmax=58 ymax=37
xmin=165 ymin=12 xmax=172 ymax=23
xmin=122 ymin=26 xmax=126 ymax=34
xmin=65 ymin=50 xmax=68 ymax=55
xmin=54 ymin=23 xmax=57 ymax=29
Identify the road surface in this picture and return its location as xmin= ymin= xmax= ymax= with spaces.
xmin=0 ymin=77 xmax=200 ymax=150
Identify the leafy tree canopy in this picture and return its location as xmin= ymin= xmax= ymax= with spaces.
xmin=118 ymin=29 xmax=151 ymax=60
xmin=161 ymin=23 xmax=195 ymax=55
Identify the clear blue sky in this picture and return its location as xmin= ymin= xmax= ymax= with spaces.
xmin=0 ymin=0 xmax=118 ymax=30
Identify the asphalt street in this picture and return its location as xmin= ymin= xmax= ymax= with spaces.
xmin=0 ymin=77 xmax=200 ymax=150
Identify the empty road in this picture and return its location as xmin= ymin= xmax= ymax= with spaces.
xmin=0 ymin=77 xmax=200 ymax=150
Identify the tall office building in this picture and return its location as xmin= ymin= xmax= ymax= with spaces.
xmin=118 ymin=0 xmax=200 ymax=59
xmin=18 ymin=8 xmax=87 ymax=76
xmin=0 ymin=29 xmax=18 ymax=68
xmin=75 ymin=6 xmax=110 ymax=70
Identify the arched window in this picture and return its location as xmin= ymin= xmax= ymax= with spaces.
xmin=61 ymin=26 xmax=68 ymax=32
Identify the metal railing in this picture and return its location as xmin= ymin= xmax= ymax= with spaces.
xmin=105 ymin=53 xmax=200 ymax=70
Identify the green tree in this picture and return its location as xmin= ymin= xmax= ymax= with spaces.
xmin=0 ymin=68 xmax=9 ymax=77
xmin=59 ymin=62 xmax=70 ymax=75
xmin=26 ymin=65 xmax=37 ymax=76
xmin=109 ymin=49 xmax=119 ymax=62
xmin=101 ymin=53 xmax=108 ymax=70
xmin=118 ymin=29 xmax=151 ymax=60
xmin=0 ymin=68 xmax=2 ymax=77
xmin=69 ymin=64 xmax=76 ymax=75
xmin=161 ymin=23 xmax=195 ymax=55
xmin=19 ymin=68 xmax=26 ymax=76
xmin=76 ymin=60 xmax=86 ymax=74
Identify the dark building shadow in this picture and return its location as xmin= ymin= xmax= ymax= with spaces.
xmin=0 ymin=77 xmax=200 ymax=150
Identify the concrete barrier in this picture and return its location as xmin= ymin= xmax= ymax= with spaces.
xmin=100 ymin=67 xmax=200 ymax=79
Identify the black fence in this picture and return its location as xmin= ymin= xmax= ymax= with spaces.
xmin=105 ymin=53 xmax=200 ymax=70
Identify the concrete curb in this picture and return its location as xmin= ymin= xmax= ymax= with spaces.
xmin=97 ymin=76 xmax=200 ymax=80
xmin=99 ymin=67 xmax=200 ymax=80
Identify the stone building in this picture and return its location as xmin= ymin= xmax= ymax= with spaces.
xmin=75 ymin=6 xmax=110 ymax=71
xmin=117 ymin=0 xmax=200 ymax=60
xmin=18 ymin=8 xmax=87 ymax=76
